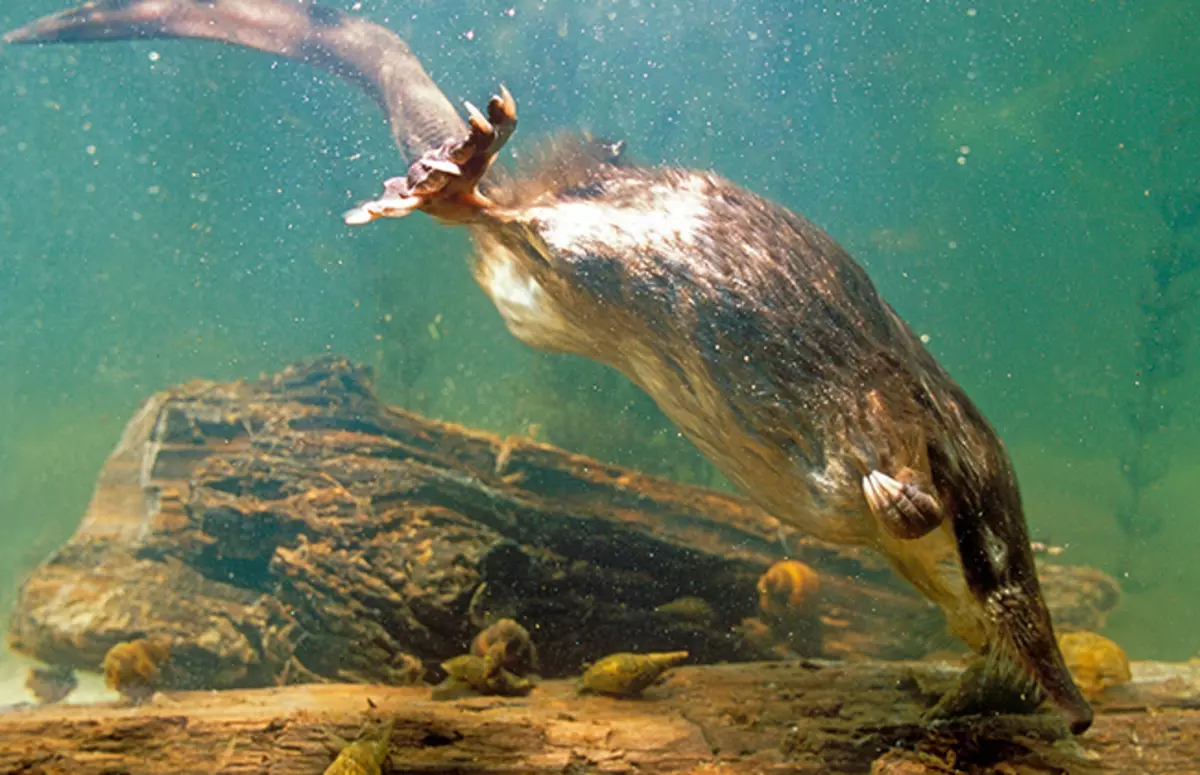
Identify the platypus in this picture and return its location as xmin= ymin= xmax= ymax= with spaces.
xmin=5 ymin=0 xmax=1092 ymax=733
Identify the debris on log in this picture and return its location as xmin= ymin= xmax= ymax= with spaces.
xmin=1 ymin=658 xmax=1198 ymax=774
xmin=7 ymin=356 xmax=1120 ymax=690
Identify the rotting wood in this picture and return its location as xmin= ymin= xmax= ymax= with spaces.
xmin=7 ymin=356 xmax=1120 ymax=690
xmin=1 ymin=659 xmax=1197 ymax=774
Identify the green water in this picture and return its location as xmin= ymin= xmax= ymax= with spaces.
xmin=0 ymin=0 xmax=1197 ymax=662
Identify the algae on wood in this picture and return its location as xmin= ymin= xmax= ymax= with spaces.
xmin=2 ymin=659 xmax=1199 ymax=774
xmin=7 ymin=357 xmax=1120 ymax=690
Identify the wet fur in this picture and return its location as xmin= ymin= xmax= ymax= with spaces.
xmin=473 ymin=142 xmax=1091 ymax=731
xmin=6 ymin=0 xmax=1092 ymax=734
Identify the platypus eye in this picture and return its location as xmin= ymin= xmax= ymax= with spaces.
xmin=979 ymin=522 xmax=1010 ymax=573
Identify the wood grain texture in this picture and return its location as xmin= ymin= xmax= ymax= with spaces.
xmin=2 ymin=659 xmax=1198 ymax=774
xmin=7 ymin=357 xmax=1119 ymax=693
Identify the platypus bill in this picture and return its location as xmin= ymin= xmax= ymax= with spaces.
xmin=6 ymin=0 xmax=1092 ymax=734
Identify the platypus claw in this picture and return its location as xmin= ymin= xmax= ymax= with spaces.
xmin=422 ymin=158 xmax=463 ymax=176
xmin=454 ymin=85 xmax=517 ymax=161
xmin=343 ymin=194 xmax=422 ymax=225
xmin=863 ymin=469 xmax=944 ymax=540
xmin=465 ymin=100 xmax=490 ymax=133
xmin=344 ymin=84 xmax=518 ymax=226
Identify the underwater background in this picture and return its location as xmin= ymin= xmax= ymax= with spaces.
xmin=0 ymin=0 xmax=1197 ymax=675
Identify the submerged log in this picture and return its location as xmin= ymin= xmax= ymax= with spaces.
xmin=1 ymin=658 xmax=1198 ymax=774
xmin=7 ymin=356 xmax=1120 ymax=690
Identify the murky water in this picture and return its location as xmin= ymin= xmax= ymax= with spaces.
xmin=0 ymin=0 xmax=1197 ymax=700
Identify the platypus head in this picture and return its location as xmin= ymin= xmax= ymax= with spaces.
xmin=926 ymin=394 xmax=1094 ymax=734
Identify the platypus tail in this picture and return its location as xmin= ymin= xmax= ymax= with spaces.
xmin=4 ymin=0 xmax=466 ymax=165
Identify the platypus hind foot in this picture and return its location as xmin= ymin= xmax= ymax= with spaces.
xmin=862 ymin=468 xmax=944 ymax=540
xmin=345 ymin=85 xmax=518 ymax=226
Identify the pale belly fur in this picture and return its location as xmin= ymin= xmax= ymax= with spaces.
xmin=473 ymin=230 xmax=878 ymax=546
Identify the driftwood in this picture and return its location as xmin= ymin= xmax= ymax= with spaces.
xmin=2 ymin=658 xmax=1199 ymax=774
xmin=7 ymin=356 xmax=1119 ymax=690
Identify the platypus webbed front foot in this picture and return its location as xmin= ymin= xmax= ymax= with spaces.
xmin=345 ymin=85 xmax=518 ymax=226
xmin=862 ymin=468 xmax=944 ymax=540
xmin=924 ymin=657 xmax=1054 ymax=732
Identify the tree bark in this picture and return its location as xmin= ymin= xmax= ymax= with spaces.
xmin=2 ymin=658 xmax=1198 ymax=774
xmin=7 ymin=356 xmax=1120 ymax=690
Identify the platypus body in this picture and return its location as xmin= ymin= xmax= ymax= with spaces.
xmin=6 ymin=0 xmax=1092 ymax=733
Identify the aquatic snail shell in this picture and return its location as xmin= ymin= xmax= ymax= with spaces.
xmin=469 ymin=618 xmax=539 ymax=676
xmin=323 ymin=719 xmax=393 ymax=775
xmin=1057 ymin=631 xmax=1132 ymax=700
xmin=102 ymin=636 xmax=173 ymax=703
xmin=756 ymin=560 xmax=821 ymax=619
xmin=578 ymin=650 xmax=689 ymax=698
